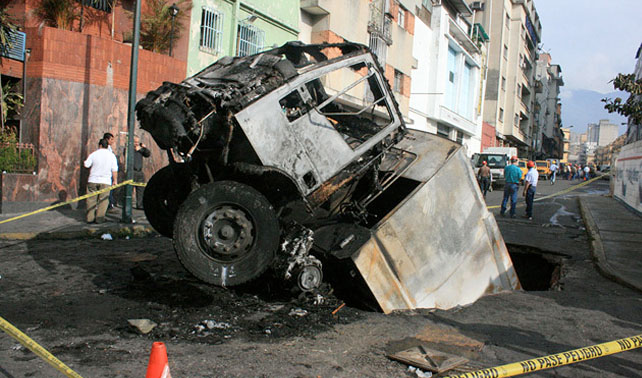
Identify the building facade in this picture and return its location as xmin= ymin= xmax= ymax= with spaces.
xmin=299 ymin=0 xmax=415 ymax=117
xmin=408 ymin=0 xmax=489 ymax=156
xmin=533 ymin=52 xmax=563 ymax=159
xmin=186 ymin=0 xmax=300 ymax=76
xmin=476 ymin=0 xmax=542 ymax=157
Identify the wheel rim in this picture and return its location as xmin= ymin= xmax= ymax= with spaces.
xmin=199 ymin=205 xmax=255 ymax=262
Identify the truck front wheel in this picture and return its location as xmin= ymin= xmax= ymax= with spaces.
xmin=173 ymin=181 xmax=279 ymax=286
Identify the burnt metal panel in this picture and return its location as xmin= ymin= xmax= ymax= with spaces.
xmin=352 ymin=130 xmax=520 ymax=313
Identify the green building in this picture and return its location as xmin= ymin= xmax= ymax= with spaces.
xmin=186 ymin=0 xmax=300 ymax=76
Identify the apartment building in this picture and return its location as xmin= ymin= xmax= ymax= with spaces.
xmin=186 ymin=0 xmax=299 ymax=75
xmin=560 ymin=127 xmax=570 ymax=162
xmin=299 ymin=0 xmax=415 ymax=116
xmin=476 ymin=0 xmax=541 ymax=157
xmin=533 ymin=52 xmax=563 ymax=159
xmin=408 ymin=0 xmax=489 ymax=155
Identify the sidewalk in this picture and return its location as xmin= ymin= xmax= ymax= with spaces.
xmin=0 ymin=203 xmax=155 ymax=240
xmin=579 ymin=195 xmax=642 ymax=293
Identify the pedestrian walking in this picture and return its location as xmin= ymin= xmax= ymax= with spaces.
xmin=583 ymin=165 xmax=590 ymax=181
xmin=549 ymin=161 xmax=558 ymax=185
xmin=477 ymin=161 xmax=492 ymax=198
xmin=84 ymin=138 xmax=118 ymax=223
xmin=523 ymin=160 xmax=538 ymax=220
xmin=132 ymin=135 xmax=151 ymax=209
xmin=103 ymin=132 xmax=117 ymax=210
xmin=500 ymin=156 xmax=523 ymax=218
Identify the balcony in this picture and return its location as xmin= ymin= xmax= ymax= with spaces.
xmin=301 ymin=0 xmax=331 ymax=15
xmin=448 ymin=17 xmax=479 ymax=55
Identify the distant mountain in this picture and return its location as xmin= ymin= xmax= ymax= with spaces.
xmin=560 ymin=89 xmax=628 ymax=135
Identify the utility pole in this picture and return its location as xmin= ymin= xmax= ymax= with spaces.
xmin=122 ymin=0 xmax=142 ymax=223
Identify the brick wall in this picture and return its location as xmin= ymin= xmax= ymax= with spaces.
xmin=25 ymin=27 xmax=186 ymax=94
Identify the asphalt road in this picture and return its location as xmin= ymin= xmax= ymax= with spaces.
xmin=0 ymin=177 xmax=640 ymax=377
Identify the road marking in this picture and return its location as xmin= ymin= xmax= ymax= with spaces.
xmin=0 ymin=180 xmax=146 ymax=225
xmin=446 ymin=334 xmax=642 ymax=378
xmin=0 ymin=316 xmax=83 ymax=378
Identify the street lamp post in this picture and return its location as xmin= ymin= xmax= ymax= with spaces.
xmin=168 ymin=3 xmax=179 ymax=57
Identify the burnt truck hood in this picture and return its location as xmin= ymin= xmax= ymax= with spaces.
xmin=135 ymin=42 xmax=376 ymax=151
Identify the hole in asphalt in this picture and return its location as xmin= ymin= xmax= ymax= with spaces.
xmin=507 ymin=244 xmax=563 ymax=291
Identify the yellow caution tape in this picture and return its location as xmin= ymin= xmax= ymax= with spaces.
xmin=0 ymin=180 xmax=147 ymax=225
xmin=0 ymin=315 xmax=83 ymax=378
xmin=446 ymin=334 xmax=642 ymax=378
xmin=486 ymin=175 xmax=604 ymax=210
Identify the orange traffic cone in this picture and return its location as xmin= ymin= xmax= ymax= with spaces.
xmin=145 ymin=342 xmax=172 ymax=378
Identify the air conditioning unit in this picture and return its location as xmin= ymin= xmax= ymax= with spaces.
xmin=470 ymin=1 xmax=484 ymax=11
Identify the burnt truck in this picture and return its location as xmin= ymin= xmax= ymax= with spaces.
xmin=136 ymin=42 xmax=520 ymax=313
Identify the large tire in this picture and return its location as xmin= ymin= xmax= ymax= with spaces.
xmin=173 ymin=181 xmax=279 ymax=286
xmin=143 ymin=166 xmax=190 ymax=237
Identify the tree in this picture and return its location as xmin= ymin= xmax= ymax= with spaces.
xmin=602 ymin=73 xmax=642 ymax=125
xmin=33 ymin=0 xmax=79 ymax=31
xmin=0 ymin=1 xmax=17 ymax=49
xmin=132 ymin=0 xmax=190 ymax=54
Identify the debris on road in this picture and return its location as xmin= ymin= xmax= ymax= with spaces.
xmin=100 ymin=233 xmax=113 ymax=241
xmin=388 ymin=344 xmax=468 ymax=374
xmin=127 ymin=319 xmax=157 ymax=334
xmin=288 ymin=308 xmax=308 ymax=317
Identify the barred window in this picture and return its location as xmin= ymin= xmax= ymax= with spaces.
xmin=237 ymin=23 xmax=264 ymax=56
xmin=200 ymin=8 xmax=224 ymax=53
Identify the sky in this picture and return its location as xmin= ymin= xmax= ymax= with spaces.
xmin=533 ymin=0 xmax=642 ymax=135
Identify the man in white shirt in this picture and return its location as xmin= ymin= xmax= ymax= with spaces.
xmin=549 ymin=161 xmax=558 ymax=185
xmin=522 ymin=160 xmax=538 ymax=220
xmin=84 ymin=138 xmax=118 ymax=223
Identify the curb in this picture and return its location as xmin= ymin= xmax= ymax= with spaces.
xmin=578 ymin=197 xmax=642 ymax=294
xmin=0 ymin=225 xmax=157 ymax=241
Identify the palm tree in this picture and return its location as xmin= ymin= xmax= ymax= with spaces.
xmin=33 ymin=0 xmax=79 ymax=31
xmin=137 ymin=0 xmax=190 ymax=54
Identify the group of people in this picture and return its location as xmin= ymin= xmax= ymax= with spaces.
xmin=477 ymin=156 xmax=538 ymax=220
xmin=564 ymin=164 xmax=592 ymax=181
xmin=83 ymin=133 xmax=150 ymax=224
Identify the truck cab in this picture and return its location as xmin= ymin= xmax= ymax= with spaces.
xmin=472 ymin=153 xmax=508 ymax=187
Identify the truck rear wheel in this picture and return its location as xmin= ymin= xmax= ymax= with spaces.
xmin=143 ymin=166 xmax=190 ymax=237
xmin=173 ymin=181 xmax=279 ymax=286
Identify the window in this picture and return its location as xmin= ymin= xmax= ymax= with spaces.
xmin=501 ymin=76 xmax=506 ymax=91
xmin=422 ymin=0 xmax=433 ymax=12
xmin=200 ymin=8 xmax=224 ymax=53
xmin=517 ymin=84 xmax=522 ymax=98
xmin=499 ymin=108 xmax=504 ymax=122
xmin=394 ymin=70 xmax=403 ymax=93
xmin=397 ymin=7 xmax=406 ymax=28
xmin=237 ymin=22 xmax=264 ymax=56
xmin=514 ymin=114 xmax=519 ymax=126
xmin=503 ymin=44 xmax=508 ymax=60
xmin=458 ymin=62 xmax=473 ymax=119
xmin=445 ymin=47 xmax=457 ymax=109
xmin=456 ymin=130 xmax=464 ymax=144
xmin=279 ymin=64 xmax=393 ymax=149
xmin=437 ymin=124 xmax=450 ymax=138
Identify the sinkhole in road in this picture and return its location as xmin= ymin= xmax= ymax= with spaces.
xmin=506 ymin=244 xmax=564 ymax=291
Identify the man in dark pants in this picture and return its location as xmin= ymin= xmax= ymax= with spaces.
xmin=500 ymin=156 xmax=523 ymax=218
xmin=133 ymin=135 xmax=151 ymax=209
xmin=523 ymin=160 xmax=538 ymax=220
xmin=103 ymin=132 xmax=117 ymax=209
xmin=477 ymin=161 xmax=491 ymax=197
